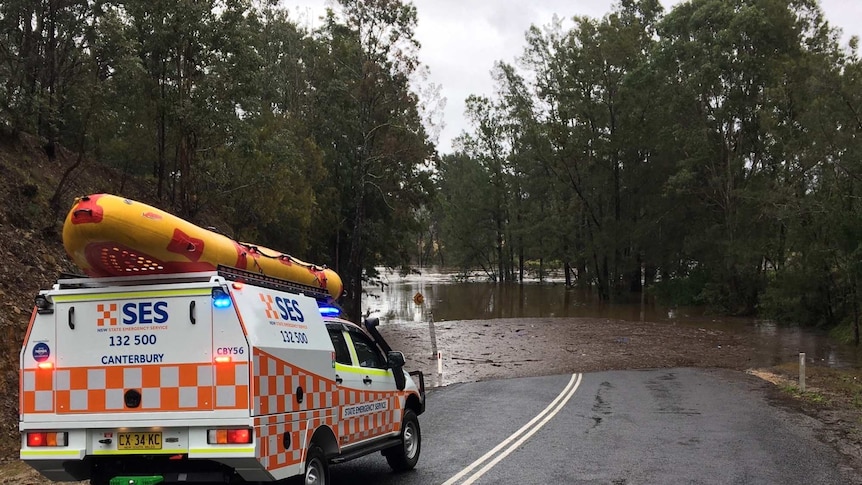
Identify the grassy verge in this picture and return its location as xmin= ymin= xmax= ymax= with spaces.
xmin=751 ymin=363 xmax=862 ymax=411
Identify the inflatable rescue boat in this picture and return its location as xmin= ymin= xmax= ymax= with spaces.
xmin=62 ymin=194 xmax=343 ymax=300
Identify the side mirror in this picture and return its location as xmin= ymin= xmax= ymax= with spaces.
xmin=364 ymin=316 xmax=380 ymax=329
xmin=388 ymin=351 xmax=407 ymax=391
xmin=386 ymin=351 xmax=405 ymax=369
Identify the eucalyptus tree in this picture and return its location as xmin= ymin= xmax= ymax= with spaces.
xmin=460 ymin=94 xmax=513 ymax=281
xmin=121 ymin=0 xmax=194 ymax=200
xmin=118 ymin=0 xmax=243 ymax=215
xmin=519 ymin=0 xmax=662 ymax=299
xmin=87 ymin=2 xmax=157 ymax=194
xmin=491 ymin=61 xmax=566 ymax=282
xmin=190 ymin=3 xmax=325 ymax=254
xmin=95 ymin=0 xmax=288 ymax=224
xmin=652 ymin=0 xmax=838 ymax=313
xmin=498 ymin=68 xmax=536 ymax=281
xmin=231 ymin=5 xmax=327 ymax=256
xmin=0 ymin=0 xmax=98 ymax=157
xmin=492 ymin=21 xmax=581 ymax=286
xmin=437 ymin=151 xmax=499 ymax=278
xmin=825 ymin=45 xmax=862 ymax=343
xmin=438 ymin=62 xmax=560 ymax=282
xmin=311 ymin=0 xmax=434 ymax=319
xmin=759 ymin=25 xmax=862 ymax=341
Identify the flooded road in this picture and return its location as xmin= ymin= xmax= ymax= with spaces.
xmin=361 ymin=268 xmax=862 ymax=370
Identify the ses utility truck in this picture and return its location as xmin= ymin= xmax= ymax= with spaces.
xmin=20 ymin=266 xmax=425 ymax=485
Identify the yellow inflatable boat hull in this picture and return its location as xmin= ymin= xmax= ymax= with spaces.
xmin=62 ymin=194 xmax=343 ymax=300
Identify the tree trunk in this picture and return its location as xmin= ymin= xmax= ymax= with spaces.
xmin=50 ymin=106 xmax=93 ymax=217
xmin=518 ymin=240 xmax=524 ymax=283
xmin=345 ymin=177 xmax=366 ymax=322
xmin=496 ymin=223 xmax=504 ymax=282
xmin=156 ymin=73 xmax=166 ymax=199
xmin=44 ymin=0 xmax=57 ymax=160
xmin=853 ymin=279 xmax=860 ymax=347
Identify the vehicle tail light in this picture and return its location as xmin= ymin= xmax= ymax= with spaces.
xmin=207 ymin=428 xmax=252 ymax=444
xmin=214 ymin=356 xmax=232 ymax=364
xmin=27 ymin=432 xmax=68 ymax=447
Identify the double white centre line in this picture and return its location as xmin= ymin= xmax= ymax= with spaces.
xmin=441 ymin=373 xmax=583 ymax=485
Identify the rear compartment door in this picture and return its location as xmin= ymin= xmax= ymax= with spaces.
xmin=52 ymin=287 xmax=215 ymax=414
xmin=230 ymin=286 xmax=336 ymax=415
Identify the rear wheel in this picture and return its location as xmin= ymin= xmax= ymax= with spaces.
xmin=302 ymin=445 xmax=328 ymax=485
xmin=385 ymin=409 xmax=421 ymax=472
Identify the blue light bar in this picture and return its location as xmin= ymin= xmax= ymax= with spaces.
xmin=212 ymin=287 xmax=232 ymax=309
xmin=319 ymin=305 xmax=341 ymax=317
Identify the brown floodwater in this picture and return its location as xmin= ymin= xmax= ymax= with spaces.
xmin=361 ymin=268 xmax=862 ymax=369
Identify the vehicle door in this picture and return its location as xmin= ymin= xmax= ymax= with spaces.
xmin=326 ymin=322 xmax=359 ymax=447
xmin=327 ymin=323 xmax=399 ymax=446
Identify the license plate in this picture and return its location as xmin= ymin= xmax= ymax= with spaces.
xmin=117 ymin=432 xmax=162 ymax=450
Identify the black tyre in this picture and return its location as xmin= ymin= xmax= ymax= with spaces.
xmin=88 ymin=474 xmax=109 ymax=485
xmin=301 ymin=445 xmax=328 ymax=485
xmin=385 ymin=409 xmax=421 ymax=472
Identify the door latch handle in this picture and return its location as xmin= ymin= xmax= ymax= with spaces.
xmin=363 ymin=377 xmax=372 ymax=385
xmin=336 ymin=375 xmax=343 ymax=385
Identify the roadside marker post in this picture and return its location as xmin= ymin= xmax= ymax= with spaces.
xmin=799 ymin=352 xmax=806 ymax=392
xmin=428 ymin=310 xmax=439 ymax=359
xmin=437 ymin=351 xmax=443 ymax=375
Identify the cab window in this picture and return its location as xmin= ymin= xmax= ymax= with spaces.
xmin=348 ymin=330 xmax=386 ymax=369
xmin=327 ymin=328 xmax=352 ymax=365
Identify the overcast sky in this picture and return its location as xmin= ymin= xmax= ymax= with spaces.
xmin=285 ymin=0 xmax=862 ymax=154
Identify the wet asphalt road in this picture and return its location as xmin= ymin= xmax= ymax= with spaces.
xmin=329 ymin=368 xmax=859 ymax=485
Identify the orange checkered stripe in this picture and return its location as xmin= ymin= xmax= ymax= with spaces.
xmin=21 ymin=368 xmax=54 ymax=413
xmin=252 ymin=349 xmax=408 ymax=466
xmin=212 ymin=361 xmax=250 ymax=410
xmin=21 ymin=362 xmax=249 ymax=414
xmin=255 ymin=410 xmax=337 ymax=471
xmin=254 ymin=350 xmax=339 ymax=415
xmin=336 ymin=392 xmax=403 ymax=444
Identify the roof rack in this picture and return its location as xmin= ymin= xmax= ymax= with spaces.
xmin=217 ymin=265 xmax=332 ymax=301
xmin=55 ymin=271 xmax=218 ymax=289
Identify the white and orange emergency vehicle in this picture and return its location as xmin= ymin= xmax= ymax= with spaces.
xmin=20 ymin=266 xmax=425 ymax=485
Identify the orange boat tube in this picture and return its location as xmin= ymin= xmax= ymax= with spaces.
xmin=62 ymin=194 xmax=343 ymax=300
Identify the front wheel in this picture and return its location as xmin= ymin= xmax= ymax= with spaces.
xmin=385 ymin=409 xmax=421 ymax=472
xmin=301 ymin=445 xmax=328 ymax=485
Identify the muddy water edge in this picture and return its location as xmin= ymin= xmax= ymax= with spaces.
xmin=362 ymin=268 xmax=862 ymax=382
